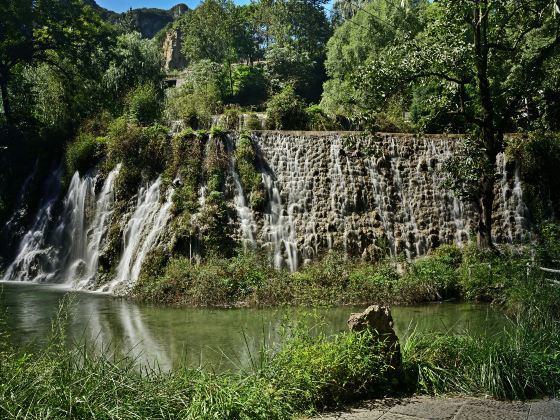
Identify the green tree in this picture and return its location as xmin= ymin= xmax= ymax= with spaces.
xmin=176 ymin=0 xmax=255 ymax=96
xmin=259 ymin=0 xmax=332 ymax=101
xmin=321 ymin=0 xmax=427 ymax=122
xmin=0 ymin=0 xmax=110 ymax=126
xmin=102 ymin=32 xmax=162 ymax=109
xmin=358 ymin=0 xmax=560 ymax=248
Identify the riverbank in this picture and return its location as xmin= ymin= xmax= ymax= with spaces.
xmin=1 ymin=298 xmax=558 ymax=419
xmin=133 ymin=242 xmax=560 ymax=317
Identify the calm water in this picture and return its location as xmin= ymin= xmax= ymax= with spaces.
xmin=0 ymin=282 xmax=507 ymax=371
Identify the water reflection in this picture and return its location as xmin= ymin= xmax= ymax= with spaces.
xmin=1 ymin=282 xmax=506 ymax=371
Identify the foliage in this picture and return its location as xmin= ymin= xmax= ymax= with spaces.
xmin=164 ymin=60 xmax=225 ymax=129
xmin=265 ymin=85 xmax=307 ymax=130
xmin=106 ymin=119 xmax=170 ymax=197
xmin=0 ymin=0 xmax=112 ymax=125
xmin=321 ymin=0 xmax=427 ymax=123
xmin=65 ymin=133 xmax=107 ymax=177
xmin=231 ymin=65 xmax=268 ymax=105
xmin=305 ymin=105 xmax=339 ymax=131
xmin=168 ymin=130 xmax=204 ymax=215
xmin=269 ymin=328 xmax=393 ymax=410
xmin=102 ymin=32 xmax=163 ymax=108
xmin=403 ymin=319 xmax=560 ymax=400
xmin=235 ymin=134 xmax=265 ymax=209
xmin=124 ymin=82 xmax=163 ymax=125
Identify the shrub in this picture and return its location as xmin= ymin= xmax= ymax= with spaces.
xmin=124 ymin=82 xmax=162 ymax=125
xmin=403 ymin=319 xmax=560 ymax=399
xmin=222 ymin=105 xmax=241 ymax=130
xmin=245 ymin=113 xmax=263 ymax=130
xmin=400 ymin=245 xmax=462 ymax=303
xmin=269 ymin=328 xmax=393 ymax=410
xmin=266 ymin=85 xmax=307 ymax=130
xmin=305 ymin=105 xmax=339 ymax=131
xmin=65 ymin=133 xmax=106 ymax=176
xmin=231 ymin=65 xmax=268 ymax=105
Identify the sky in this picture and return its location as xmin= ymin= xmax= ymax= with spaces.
xmin=96 ymin=0 xmax=248 ymax=12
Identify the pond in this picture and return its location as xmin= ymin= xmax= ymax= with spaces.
xmin=0 ymin=282 xmax=507 ymax=371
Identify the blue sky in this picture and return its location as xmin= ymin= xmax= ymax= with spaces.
xmin=96 ymin=0 xmax=249 ymax=12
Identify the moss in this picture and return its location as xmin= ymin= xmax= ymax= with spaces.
xmin=167 ymin=130 xmax=205 ymax=215
xmin=235 ymin=134 xmax=265 ymax=209
xmin=65 ymin=133 xmax=107 ymax=177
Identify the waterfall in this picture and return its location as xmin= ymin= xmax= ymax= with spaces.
xmin=72 ymin=165 xmax=121 ymax=289
xmin=252 ymin=133 xmax=528 ymax=268
xmin=3 ymin=166 xmax=63 ymax=282
xmin=4 ymin=166 xmax=120 ymax=288
xmin=228 ymin=138 xmax=257 ymax=249
xmin=101 ymin=177 xmax=173 ymax=294
xmin=497 ymin=153 xmax=529 ymax=243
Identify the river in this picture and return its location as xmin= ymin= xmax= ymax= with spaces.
xmin=0 ymin=282 xmax=507 ymax=371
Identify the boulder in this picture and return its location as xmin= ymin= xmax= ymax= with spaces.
xmin=348 ymin=305 xmax=402 ymax=373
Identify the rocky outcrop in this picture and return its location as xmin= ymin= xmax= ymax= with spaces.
xmin=163 ymin=29 xmax=187 ymax=71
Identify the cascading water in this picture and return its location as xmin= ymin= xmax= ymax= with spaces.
xmin=71 ymin=165 xmax=121 ymax=289
xmin=4 ymin=166 xmax=121 ymax=288
xmin=3 ymin=165 xmax=63 ymax=282
xmin=253 ymin=133 xmax=528 ymax=268
xmin=101 ymin=177 xmax=173 ymax=294
xmin=3 ymin=132 xmax=531 ymax=292
xmin=228 ymin=137 xmax=257 ymax=249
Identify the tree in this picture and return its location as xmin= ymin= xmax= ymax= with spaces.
xmin=358 ymin=0 xmax=560 ymax=248
xmin=102 ymin=32 xmax=163 ymax=107
xmin=0 ymin=0 xmax=110 ymax=126
xmin=175 ymin=0 xmax=257 ymax=97
xmin=258 ymin=0 xmax=332 ymax=101
xmin=321 ymin=0 xmax=427 ymax=119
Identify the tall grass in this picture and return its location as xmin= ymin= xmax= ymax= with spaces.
xmin=0 ymin=301 xmax=395 ymax=419
xmin=403 ymin=318 xmax=560 ymax=400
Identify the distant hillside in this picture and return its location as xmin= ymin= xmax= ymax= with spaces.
xmin=84 ymin=0 xmax=188 ymax=38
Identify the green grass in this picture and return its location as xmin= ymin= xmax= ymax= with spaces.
xmin=403 ymin=317 xmax=560 ymax=399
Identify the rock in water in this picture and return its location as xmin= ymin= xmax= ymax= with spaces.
xmin=348 ymin=305 xmax=402 ymax=375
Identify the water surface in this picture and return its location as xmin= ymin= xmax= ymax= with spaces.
xmin=1 ymin=282 xmax=507 ymax=371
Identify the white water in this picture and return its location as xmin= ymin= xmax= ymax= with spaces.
xmin=4 ymin=166 xmax=121 ymax=288
xmin=101 ymin=177 xmax=173 ymax=294
xmin=229 ymin=138 xmax=257 ymax=249
xmin=72 ymin=165 xmax=121 ymax=289
xmin=4 ymin=166 xmax=63 ymax=282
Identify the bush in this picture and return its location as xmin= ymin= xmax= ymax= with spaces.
xmin=305 ymin=105 xmax=340 ymax=131
xmin=164 ymin=60 xmax=226 ymax=129
xmin=266 ymin=85 xmax=307 ymax=130
xmin=124 ymin=82 xmax=162 ymax=125
xmin=269 ymin=328 xmax=393 ymax=410
xmin=246 ymin=113 xmax=263 ymax=130
xmin=231 ymin=65 xmax=268 ymax=106
xmin=65 ymin=133 xmax=106 ymax=176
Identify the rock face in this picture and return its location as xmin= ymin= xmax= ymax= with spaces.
xmin=163 ymin=29 xmax=187 ymax=71
xmin=348 ymin=305 xmax=402 ymax=372
xmin=236 ymin=132 xmax=529 ymax=271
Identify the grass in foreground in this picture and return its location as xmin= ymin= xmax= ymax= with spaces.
xmin=1 ymin=298 xmax=559 ymax=419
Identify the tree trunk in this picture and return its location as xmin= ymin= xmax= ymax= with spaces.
xmin=474 ymin=0 xmax=497 ymax=249
xmin=0 ymin=76 xmax=12 ymax=127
